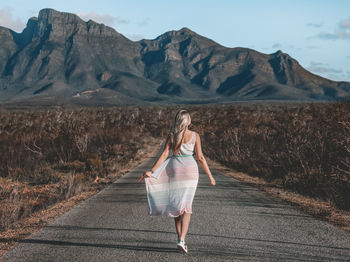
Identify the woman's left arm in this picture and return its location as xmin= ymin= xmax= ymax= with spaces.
xmin=143 ymin=135 xmax=171 ymax=177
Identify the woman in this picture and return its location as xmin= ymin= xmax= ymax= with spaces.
xmin=142 ymin=109 xmax=216 ymax=253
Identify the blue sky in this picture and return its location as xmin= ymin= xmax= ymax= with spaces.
xmin=1 ymin=0 xmax=349 ymax=81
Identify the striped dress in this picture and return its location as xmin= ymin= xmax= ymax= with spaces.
xmin=145 ymin=131 xmax=199 ymax=217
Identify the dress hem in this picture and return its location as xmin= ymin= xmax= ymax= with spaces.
xmin=148 ymin=209 xmax=193 ymax=218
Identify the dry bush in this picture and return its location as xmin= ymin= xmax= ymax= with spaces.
xmin=191 ymin=102 xmax=350 ymax=211
xmin=0 ymin=106 xmax=175 ymax=231
xmin=1 ymin=101 xmax=350 ymax=231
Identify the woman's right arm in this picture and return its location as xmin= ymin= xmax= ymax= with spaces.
xmin=143 ymin=134 xmax=171 ymax=177
xmin=194 ymin=132 xmax=216 ymax=186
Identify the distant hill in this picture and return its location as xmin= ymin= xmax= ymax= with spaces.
xmin=0 ymin=8 xmax=349 ymax=105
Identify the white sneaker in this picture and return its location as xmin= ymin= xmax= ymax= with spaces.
xmin=177 ymin=239 xmax=188 ymax=253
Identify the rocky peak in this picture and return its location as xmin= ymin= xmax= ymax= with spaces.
xmin=174 ymin=27 xmax=196 ymax=36
xmin=27 ymin=17 xmax=39 ymax=30
xmin=35 ymin=8 xmax=85 ymax=39
xmin=17 ymin=8 xmax=125 ymax=43
xmin=268 ymin=50 xmax=299 ymax=85
xmin=18 ymin=17 xmax=38 ymax=46
xmin=146 ymin=26 xmax=218 ymax=54
xmin=0 ymin=26 xmax=13 ymax=37
xmin=156 ymin=27 xmax=197 ymax=41
xmin=271 ymin=50 xmax=294 ymax=61
xmin=273 ymin=50 xmax=283 ymax=55
xmin=86 ymin=19 xmax=121 ymax=38
xmin=1 ymin=8 xmax=349 ymax=104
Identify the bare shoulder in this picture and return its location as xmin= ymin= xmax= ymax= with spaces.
xmin=192 ymin=131 xmax=200 ymax=140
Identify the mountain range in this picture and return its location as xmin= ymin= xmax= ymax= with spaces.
xmin=0 ymin=8 xmax=349 ymax=106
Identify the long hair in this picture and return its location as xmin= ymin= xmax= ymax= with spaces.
xmin=168 ymin=110 xmax=191 ymax=155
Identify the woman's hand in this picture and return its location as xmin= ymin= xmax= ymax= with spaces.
xmin=143 ymin=171 xmax=153 ymax=178
xmin=210 ymin=177 xmax=216 ymax=186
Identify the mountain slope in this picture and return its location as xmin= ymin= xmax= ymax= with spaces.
xmin=0 ymin=8 xmax=349 ymax=105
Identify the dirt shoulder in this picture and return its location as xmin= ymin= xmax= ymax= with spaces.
xmin=206 ymin=157 xmax=350 ymax=234
xmin=0 ymin=137 xmax=162 ymax=260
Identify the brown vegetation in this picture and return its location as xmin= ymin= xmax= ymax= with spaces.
xmin=0 ymin=106 xmax=164 ymax=232
xmin=194 ymin=101 xmax=350 ymax=212
xmin=1 ymin=100 xmax=350 ymax=237
xmin=0 ymin=136 xmax=160 ymax=258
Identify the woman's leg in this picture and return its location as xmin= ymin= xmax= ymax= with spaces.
xmin=179 ymin=212 xmax=191 ymax=241
xmin=174 ymin=216 xmax=182 ymax=239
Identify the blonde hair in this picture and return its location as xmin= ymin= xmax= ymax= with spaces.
xmin=168 ymin=110 xmax=191 ymax=155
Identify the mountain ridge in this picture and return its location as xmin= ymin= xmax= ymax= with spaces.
xmin=0 ymin=8 xmax=349 ymax=105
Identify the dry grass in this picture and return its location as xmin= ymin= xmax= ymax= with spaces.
xmin=1 ymin=100 xmax=350 ymax=257
xmin=0 ymin=134 xmax=161 ymax=258
xmin=193 ymin=101 xmax=350 ymax=211
xmin=0 ymin=107 xmax=166 ymax=231
xmin=0 ymin=191 xmax=97 ymax=259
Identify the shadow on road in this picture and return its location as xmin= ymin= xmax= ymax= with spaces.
xmin=16 ymin=238 xmax=179 ymax=253
xmin=14 ymin=225 xmax=348 ymax=252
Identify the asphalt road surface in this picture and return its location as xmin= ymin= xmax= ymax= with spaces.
xmin=3 ymin=143 xmax=350 ymax=261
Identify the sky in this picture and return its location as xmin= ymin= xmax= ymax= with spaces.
xmin=0 ymin=0 xmax=349 ymax=82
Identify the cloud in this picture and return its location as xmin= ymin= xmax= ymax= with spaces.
xmin=0 ymin=6 xmax=25 ymax=32
xmin=77 ymin=11 xmax=129 ymax=27
xmin=307 ymin=64 xmax=343 ymax=74
xmin=315 ymin=18 xmax=350 ymax=40
xmin=28 ymin=9 xmax=38 ymax=16
xmin=125 ymin=33 xmax=145 ymax=41
xmin=307 ymin=22 xmax=323 ymax=28
xmin=326 ymin=73 xmax=345 ymax=81
xmin=316 ymin=30 xmax=350 ymax=40
xmin=137 ymin=18 xmax=151 ymax=27
xmin=315 ymin=32 xmax=339 ymax=40
xmin=307 ymin=45 xmax=319 ymax=49
xmin=115 ymin=17 xmax=130 ymax=25
xmin=272 ymin=43 xmax=282 ymax=49
xmin=339 ymin=19 xmax=350 ymax=30
xmin=307 ymin=62 xmax=347 ymax=81
xmin=310 ymin=61 xmax=326 ymax=66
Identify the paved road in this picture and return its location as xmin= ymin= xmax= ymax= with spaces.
xmin=3 ymin=143 xmax=350 ymax=261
